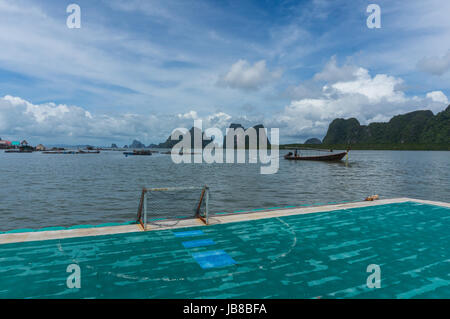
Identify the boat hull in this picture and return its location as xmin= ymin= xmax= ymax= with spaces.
xmin=5 ymin=150 xmax=33 ymax=153
xmin=284 ymin=151 xmax=347 ymax=161
xmin=123 ymin=151 xmax=152 ymax=156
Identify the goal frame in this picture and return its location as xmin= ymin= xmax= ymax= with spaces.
xmin=136 ymin=185 xmax=210 ymax=230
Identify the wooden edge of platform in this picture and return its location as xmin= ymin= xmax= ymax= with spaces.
xmin=0 ymin=197 xmax=448 ymax=245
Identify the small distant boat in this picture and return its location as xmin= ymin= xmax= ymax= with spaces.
xmin=43 ymin=151 xmax=74 ymax=154
xmin=43 ymin=151 xmax=70 ymax=154
xmin=161 ymin=151 xmax=199 ymax=155
xmin=124 ymin=150 xmax=153 ymax=157
xmin=42 ymin=150 xmax=100 ymax=154
xmin=284 ymin=150 xmax=347 ymax=161
xmin=5 ymin=149 xmax=33 ymax=153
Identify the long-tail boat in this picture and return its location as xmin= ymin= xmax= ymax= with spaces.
xmin=284 ymin=147 xmax=348 ymax=161
xmin=123 ymin=150 xmax=153 ymax=157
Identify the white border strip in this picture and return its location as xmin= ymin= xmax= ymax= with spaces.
xmin=0 ymin=197 xmax=448 ymax=245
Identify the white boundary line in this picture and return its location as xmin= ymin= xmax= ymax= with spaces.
xmin=0 ymin=197 xmax=448 ymax=245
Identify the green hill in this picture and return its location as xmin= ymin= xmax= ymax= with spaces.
xmin=154 ymin=127 xmax=212 ymax=149
xmin=223 ymin=123 xmax=271 ymax=149
xmin=322 ymin=105 xmax=450 ymax=146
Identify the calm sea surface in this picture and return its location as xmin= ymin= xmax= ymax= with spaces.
xmin=0 ymin=150 xmax=449 ymax=231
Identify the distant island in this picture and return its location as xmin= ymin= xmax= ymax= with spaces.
xmin=304 ymin=138 xmax=322 ymax=145
xmin=122 ymin=107 xmax=449 ymax=151
xmin=12 ymin=106 xmax=445 ymax=152
xmin=222 ymin=124 xmax=270 ymax=149
xmin=283 ymin=105 xmax=450 ymax=151
xmin=144 ymin=124 xmax=270 ymax=149
xmin=150 ymin=127 xmax=212 ymax=149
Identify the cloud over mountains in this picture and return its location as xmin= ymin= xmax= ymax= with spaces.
xmin=0 ymin=0 xmax=449 ymax=144
xmin=417 ymin=50 xmax=450 ymax=76
xmin=217 ymin=60 xmax=282 ymax=91
xmin=1 ymin=58 xmax=448 ymax=145
xmin=272 ymin=58 xmax=449 ymax=140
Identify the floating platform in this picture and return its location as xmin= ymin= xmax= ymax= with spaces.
xmin=42 ymin=150 xmax=100 ymax=154
xmin=1 ymin=197 xmax=449 ymax=299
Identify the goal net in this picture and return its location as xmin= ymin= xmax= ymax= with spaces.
xmin=136 ymin=185 xmax=209 ymax=230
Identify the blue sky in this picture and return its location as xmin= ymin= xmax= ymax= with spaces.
xmin=0 ymin=0 xmax=449 ymax=145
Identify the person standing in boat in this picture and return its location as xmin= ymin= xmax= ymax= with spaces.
xmin=294 ymin=149 xmax=298 ymax=157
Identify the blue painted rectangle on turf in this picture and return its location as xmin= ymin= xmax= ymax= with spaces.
xmin=182 ymin=239 xmax=215 ymax=248
xmin=173 ymin=230 xmax=204 ymax=237
xmin=192 ymin=250 xmax=236 ymax=269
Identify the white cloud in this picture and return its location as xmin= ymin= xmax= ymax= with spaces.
xmin=314 ymin=56 xmax=359 ymax=83
xmin=0 ymin=95 xmax=237 ymax=145
xmin=286 ymin=56 xmax=407 ymax=106
xmin=274 ymin=94 xmax=371 ymax=138
xmin=175 ymin=110 xmax=233 ymax=131
xmin=424 ymin=90 xmax=449 ymax=113
xmin=417 ymin=50 xmax=450 ymax=76
xmin=177 ymin=110 xmax=199 ymax=120
xmin=283 ymin=81 xmax=323 ymax=100
xmin=0 ymin=0 xmax=258 ymax=116
xmin=273 ymin=61 xmax=448 ymax=140
xmin=426 ymin=91 xmax=449 ymax=104
xmin=331 ymin=68 xmax=406 ymax=104
xmin=0 ymin=95 xmax=163 ymax=144
xmin=205 ymin=112 xmax=232 ymax=129
xmin=218 ymin=59 xmax=282 ymax=91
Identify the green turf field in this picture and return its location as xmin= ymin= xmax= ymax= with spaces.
xmin=0 ymin=202 xmax=449 ymax=298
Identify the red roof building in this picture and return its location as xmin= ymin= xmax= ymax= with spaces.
xmin=0 ymin=140 xmax=12 ymax=149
